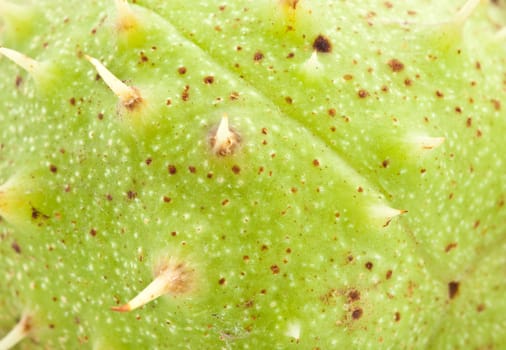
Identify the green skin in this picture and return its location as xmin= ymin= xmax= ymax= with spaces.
xmin=1 ymin=0 xmax=505 ymax=348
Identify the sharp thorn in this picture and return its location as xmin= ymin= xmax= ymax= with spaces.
xmin=209 ymin=115 xmax=241 ymax=156
xmin=410 ymin=136 xmax=445 ymax=151
xmin=0 ymin=47 xmax=39 ymax=73
xmin=111 ymin=259 xmax=194 ymax=312
xmin=85 ymin=55 xmax=143 ymax=110
xmin=0 ymin=314 xmax=32 ymax=350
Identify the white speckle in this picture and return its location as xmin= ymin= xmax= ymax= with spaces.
xmin=285 ymin=321 xmax=301 ymax=340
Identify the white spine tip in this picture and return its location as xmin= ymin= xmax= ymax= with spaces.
xmin=85 ymin=55 xmax=142 ymax=109
xmin=285 ymin=321 xmax=301 ymax=341
xmin=410 ymin=136 xmax=445 ymax=150
xmin=453 ymin=0 xmax=482 ymax=24
xmin=111 ymin=260 xmax=193 ymax=313
xmin=0 ymin=47 xmax=38 ymax=73
xmin=209 ymin=115 xmax=241 ymax=156
xmin=0 ymin=314 xmax=32 ymax=350
xmin=371 ymin=205 xmax=407 ymax=227
xmin=303 ymin=51 xmax=324 ymax=73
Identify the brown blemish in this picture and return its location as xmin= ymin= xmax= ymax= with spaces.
xmin=445 ymin=242 xmax=458 ymax=252
xmin=312 ymin=159 xmax=320 ymax=167
xmin=491 ymin=99 xmax=501 ymax=111
xmin=49 ymin=164 xmax=58 ymax=173
xmin=89 ymin=228 xmax=97 ymax=237
xmin=231 ymin=165 xmax=241 ymax=174
xmin=347 ymin=289 xmax=360 ymax=302
xmin=163 ymin=196 xmax=171 ymax=203
xmin=343 ymin=74 xmax=353 ymax=81
xmin=145 ymin=158 xmax=152 ymax=165
xmin=126 ymin=190 xmax=137 ymax=200
xmin=181 ymin=85 xmax=190 ymax=101
xmin=435 ymin=90 xmax=444 ymax=98
xmin=15 ymin=75 xmax=23 ymax=87
xmin=386 ymin=270 xmax=393 ymax=279
xmin=97 ymin=112 xmax=104 ymax=120
xmin=218 ymin=277 xmax=226 ymax=285
xmin=203 ymin=76 xmax=214 ymax=84
xmin=394 ymin=312 xmax=401 ymax=322
xmin=312 ymin=35 xmax=332 ymax=53
xmin=404 ymin=78 xmax=412 ymax=86
xmin=387 ymin=59 xmax=404 ymax=72
xmin=178 ymin=66 xmax=187 ymax=75
xmin=382 ymin=159 xmax=390 ymax=168
xmin=365 ymin=261 xmax=373 ymax=270
xmin=188 ymin=166 xmax=196 ymax=173
xmin=473 ymin=220 xmax=480 ymax=229
xmin=31 ymin=206 xmax=49 ymax=220
xmin=328 ymin=108 xmax=336 ymax=116
xmin=357 ymin=187 xmax=364 ymax=193
xmin=11 ymin=241 xmax=21 ymax=254
xmin=358 ymin=89 xmax=369 ymax=98
xmin=270 ymin=265 xmax=280 ymax=274
xmin=168 ymin=165 xmax=177 ymax=175
xmin=448 ymin=281 xmax=460 ymax=299
xmin=285 ymin=96 xmax=293 ymax=104
xmin=476 ymin=304 xmax=485 ymax=312
xmin=229 ymin=91 xmax=240 ymax=100
xmin=69 ymin=97 xmax=76 ymax=106
xmin=286 ymin=52 xmax=295 ymax=59
xmin=253 ymin=51 xmax=264 ymax=61
xmin=466 ymin=117 xmax=472 ymax=128
xmin=455 ymin=106 xmax=462 ymax=114
xmin=351 ymin=308 xmax=363 ymax=320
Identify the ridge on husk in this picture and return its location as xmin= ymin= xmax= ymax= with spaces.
xmin=1 ymin=0 xmax=505 ymax=349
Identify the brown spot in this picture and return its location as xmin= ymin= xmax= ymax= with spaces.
xmin=15 ymin=75 xmax=23 ymax=87
xmin=69 ymin=97 xmax=76 ymax=106
xmin=466 ymin=117 xmax=472 ymax=127
xmin=178 ymin=66 xmax=187 ymax=75
xmin=284 ymin=96 xmax=293 ymax=104
xmin=476 ymin=304 xmax=485 ymax=312
xmin=328 ymin=108 xmax=336 ymax=116
xmin=31 ymin=206 xmax=48 ymax=220
xmin=89 ymin=229 xmax=97 ymax=237
xmin=448 ymin=281 xmax=460 ymax=299
xmin=312 ymin=159 xmax=320 ymax=167
xmin=473 ymin=220 xmax=480 ymax=229
xmin=435 ymin=90 xmax=444 ymax=98
xmin=229 ymin=91 xmax=240 ymax=100
xmin=229 ymin=165 xmax=241 ymax=174
xmin=455 ymin=106 xmax=462 ymax=113
xmin=387 ymin=59 xmax=404 ymax=72
xmin=171 ymin=231 xmax=177 ymax=236
xmin=365 ymin=261 xmax=373 ymax=270
xmin=221 ymin=199 xmax=229 ymax=206
xmin=404 ymin=78 xmax=412 ymax=86
xmin=181 ymin=85 xmax=190 ymax=101
xmin=312 ymin=35 xmax=332 ymax=53
xmin=203 ymin=76 xmax=214 ymax=84
xmin=261 ymin=127 xmax=268 ymax=135
xmin=420 ymin=168 xmax=427 ymax=174
xmin=270 ymin=265 xmax=280 ymax=274
xmin=243 ymin=255 xmax=250 ymax=262
xmin=253 ymin=51 xmax=264 ymax=61
xmin=491 ymin=99 xmax=501 ymax=111
xmin=394 ymin=312 xmax=401 ymax=322
xmin=106 ymin=194 xmax=113 ymax=201
xmin=127 ymin=191 xmax=137 ymax=200
xmin=163 ymin=196 xmax=171 ymax=203
xmin=286 ymin=52 xmax=295 ymax=59
xmin=166 ymin=98 xmax=172 ymax=106
xmin=445 ymin=242 xmax=458 ymax=252
xmin=343 ymin=74 xmax=353 ymax=81
xmin=261 ymin=244 xmax=269 ymax=251
xmin=11 ymin=241 xmax=21 ymax=254
xmin=97 ymin=112 xmax=104 ymax=120
xmin=188 ymin=166 xmax=196 ymax=173
xmin=348 ymin=289 xmax=360 ymax=302
xmin=218 ymin=277 xmax=226 ymax=285
xmin=207 ymin=172 xmax=214 ymax=179
xmin=49 ymin=164 xmax=58 ymax=173
xmin=357 ymin=187 xmax=363 ymax=193
xmin=351 ymin=308 xmax=363 ymax=320
xmin=168 ymin=165 xmax=177 ymax=175
xmin=145 ymin=158 xmax=152 ymax=165
xmin=386 ymin=270 xmax=393 ymax=279
xmin=358 ymin=89 xmax=369 ymax=98
xmin=382 ymin=159 xmax=390 ymax=168
xmin=475 ymin=61 xmax=481 ymax=70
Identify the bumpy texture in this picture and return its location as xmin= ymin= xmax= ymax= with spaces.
xmin=1 ymin=0 xmax=505 ymax=349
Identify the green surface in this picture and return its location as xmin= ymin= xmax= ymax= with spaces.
xmin=0 ymin=0 xmax=505 ymax=348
